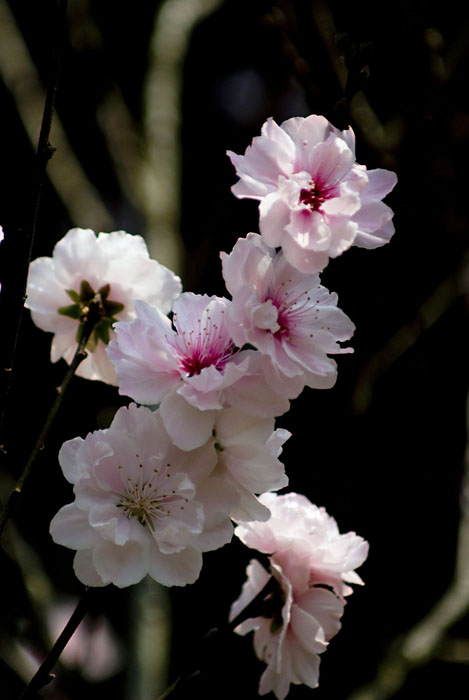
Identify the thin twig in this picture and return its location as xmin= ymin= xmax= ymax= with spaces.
xmin=0 ymin=0 xmax=69 ymax=438
xmin=18 ymin=588 xmax=92 ymax=700
xmin=0 ymin=307 xmax=99 ymax=540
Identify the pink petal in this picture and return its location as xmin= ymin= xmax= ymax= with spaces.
xmin=259 ymin=193 xmax=291 ymax=247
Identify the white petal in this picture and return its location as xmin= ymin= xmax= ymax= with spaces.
xmin=160 ymin=392 xmax=217 ymax=450
xmin=146 ymin=544 xmax=203 ymax=586
xmin=73 ymin=549 xmax=107 ymax=587
xmin=50 ymin=503 xmax=99 ymax=549
xmin=93 ymin=540 xmax=148 ymax=588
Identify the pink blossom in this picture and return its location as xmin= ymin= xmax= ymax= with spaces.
xmin=50 ymin=404 xmax=233 ymax=588
xmin=108 ymin=293 xmax=285 ymax=450
xmin=231 ymin=560 xmax=344 ymax=699
xmin=235 ymin=492 xmax=369 ymax=598
xmin=228 ymin=115 xmax=397 ymax=273
xmin=26 ymin=228 xmax=181 ymax=384
xmin=221 ymin=233 xmax=354 ymax=390
xmin=230 ymin=493 xmax=368 ymax=698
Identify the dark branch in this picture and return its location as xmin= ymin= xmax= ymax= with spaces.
xmin=18 ymin=588 xmax=92 ymax=700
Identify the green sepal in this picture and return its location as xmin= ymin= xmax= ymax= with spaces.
xmin=270 ymin=619 xmax=282 ymax=635
xmin=65 ymin=289 xmax=81 ymax=303
xmin=104 ymin=300 xmax=125 ymax=316
xmin=58 ymin=304 xmax=81 ymax=319
xmin=94 ymin=319 xmax=112 ymax=346
xmin=79 ymin=279 xmax=95 ymax=301
xmin=98 ymin=283 xmax=111 ymax=300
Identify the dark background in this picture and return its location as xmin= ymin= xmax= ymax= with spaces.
xmin=1 ymin=1 xmax=469 ymax=698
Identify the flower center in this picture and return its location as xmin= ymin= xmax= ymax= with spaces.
xmin=299 ymin=180 xmax=326 ymax=212
xmin=173 ymin=308 xmax=235 ymax=377
xmin=117 ymin=482 xmax=162 ymax=527
xmin=115 ymin=456 xmax=191 ymax=533
xmin=58 ymin=280 xmax=125 ymax=348
xmin=267 ymin=287 xmax=314 ymax=342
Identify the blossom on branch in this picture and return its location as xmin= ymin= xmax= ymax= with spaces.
xmin=221 ymin=233 xmax=354 ymax=391
xmin=50 ymin=403 xmax=233 ymax=588
xmin=231 ymin=493 xmax=368 ymax=698
xmin=228 ymin=115 xmax=397 ymax=273
xmin=26 ymin=228 xmax=181 ymax=384
xmin=108 ymin=293 xmax=290 ymax=449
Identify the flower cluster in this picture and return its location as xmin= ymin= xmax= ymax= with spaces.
xmin=50 ymin=403 xmax=235 ymax=587
xmin=230 ymin=493 xmax=368 ymax=699
xmin=26 ymin=114 xmax=395 ymax=696
xmin=228 ymin=114 xmax=396 ymax=273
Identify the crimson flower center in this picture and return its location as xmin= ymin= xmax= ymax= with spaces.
xmin=173 ymin=309 xmax=235 ymax=377
xmin=178 ymin=346 xmax=234 ymax=376
xmin=267 ymin=287 xmax=316 ymax=342
xmin=299 ymin=180 xmax=327 ymax=212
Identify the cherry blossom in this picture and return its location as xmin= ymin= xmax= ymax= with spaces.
xmin=235 ymin=492 xmax=369 ymax=598
xmin=230 ymin=493 xmax=368 ymax=698
xmin=50 ymin=403 xmax=233 ymax=588
xmin=221 ymin=233 xmax=354 ymax=391
xmin=228 ymin=115 xmax=397 ymax=273
xmin=26 ymin=228 xmax=181 ymax=384
xmin=108 ymin=293 xmax=288 ymax=450
xmin=231 ymin=559 xmax=344 ymax=699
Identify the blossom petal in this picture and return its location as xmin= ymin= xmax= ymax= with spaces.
xmin=92 ymin=540 xmax=148 ymax=588
xmin=160 ymin=392 xmax=217 ymax=450
xmin=73 ymin=549 xmax=107 ymax=587
xmin=146 ymin=544 xmax=203 ymax=586
xmin=50 ymin=503 xmax=100 ymax=549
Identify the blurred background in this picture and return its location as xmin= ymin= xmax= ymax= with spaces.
xmin=1 ymin=0 xmax=469 ymax=698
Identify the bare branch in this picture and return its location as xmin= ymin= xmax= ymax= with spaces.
xmin=142 ymin=0 xmax=223 ymax=273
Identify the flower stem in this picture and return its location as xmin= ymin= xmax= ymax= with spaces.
xmin=0 ymin=307 xmax=99 ymax=540
xmin=18 ymin=588 xmax=92 ymax=699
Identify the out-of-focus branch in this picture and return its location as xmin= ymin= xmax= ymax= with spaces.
xmin=348 ymin=378 xmax=469 ymax=700
xmin=127 ymin=579 xmax=171 ymax=700
xmin=310 ymin=0 xmax=402 ymax=163
xmin=96 ymin=88 xmax=156 ymax=221
xmin=352 ymin=257 xmax=469 ymax=415
xmin=142 ymin=0 xmax=223 ymax=273
xmin=0 ymin=0 xmax=112 ymax=230
xmin=0 ymin=303 xmax=99 ymax=540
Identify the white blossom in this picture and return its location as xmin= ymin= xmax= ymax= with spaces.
xmin=26 ymin=228 xmax=181 ymax=384
xmin=50 ymin=404 xmax=233 ymax=588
